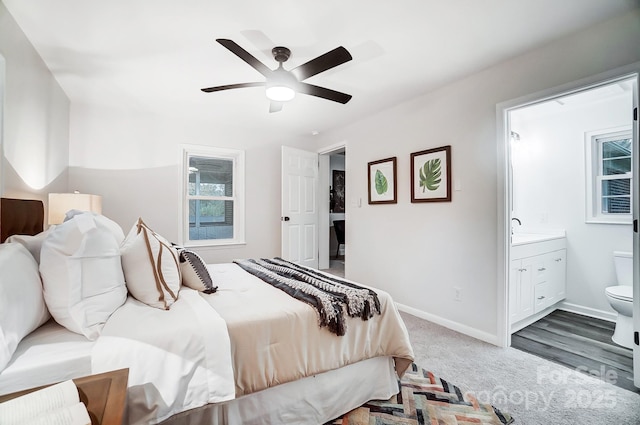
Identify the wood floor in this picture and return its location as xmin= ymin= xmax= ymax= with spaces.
xmin=511 ymin=309 xmax=639 ymax=393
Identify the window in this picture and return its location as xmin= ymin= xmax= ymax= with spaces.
xmin=181 ymin=146 xmax=245 ymax=246
xmin=585 ymin=128 xmax=632 ymax=224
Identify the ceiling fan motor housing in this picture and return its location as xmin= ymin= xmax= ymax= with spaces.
xmin=272 ymin=46 xmax=291 ymax=63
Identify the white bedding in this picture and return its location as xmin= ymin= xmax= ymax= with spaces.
xmin=0 ymin=320 xmax=94 ymax=394
xmin=161 ymin=356 xmax=398 ymax=425
xmin=2 ymin=300 xmax=399 ymax=425
xmin=91 ymin=288 xmax=235 ymax=425
xmin=204 ymin=262 xmax=414 ymax=395
xmin=2 ymin=264 xmax=411 ymax=425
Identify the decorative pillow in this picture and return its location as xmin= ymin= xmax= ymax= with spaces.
xmin=39 ymin=212 xmax=127 ymax=340
xmin=120 ymin=218 xmax=181 ymax=309
xmin=5 ymin=229 xmax=51 ymax=264
xmin=177 ymin=249 xmax=218 ymax=294
xmin=0 ymin=243 xmax=50 ymax=371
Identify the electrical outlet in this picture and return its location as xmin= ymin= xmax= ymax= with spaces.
xmin=454 ymin=287 xmax=462 ymax=302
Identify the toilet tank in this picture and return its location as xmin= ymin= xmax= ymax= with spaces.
xmin=614 ymin=251 xmax=633 ymax=286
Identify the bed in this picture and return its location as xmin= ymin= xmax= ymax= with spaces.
xmin=0 ymin=198 xmax=414 ymax=425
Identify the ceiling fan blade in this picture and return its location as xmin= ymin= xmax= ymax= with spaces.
xmin=269 ymin=101 xmax=283 ymax=113
xmin=216 ymin=38 xmax=272 ymax=77
xmin=201 ymin=82 xmax=265 ymax=93
xmin=291 ymin=46 xmax=352 ymax=81
xmin=298 ymin=83 xmax=352 ymax=104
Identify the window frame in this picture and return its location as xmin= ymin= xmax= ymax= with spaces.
xmin=180 ymin=145 xmax=245 ymax=247
xmin=585 ymin=127 xmax=633 ymax=224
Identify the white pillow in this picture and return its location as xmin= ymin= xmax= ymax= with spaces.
xmin=39 ymin=212 xmax=127 ymax=340
xmin=5 ymin=229 xmax=51 ymax=264
xmin=0 ymin=243 xmax=50 ymax=371
xmin=177 ymin=249 xmax=218 ymax=294
xmin=120 ymin=218 xmax=181 ymax=309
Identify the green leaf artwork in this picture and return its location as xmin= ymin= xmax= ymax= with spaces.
xmin=419 ymin=158 xmax=442 ymax=192
xmin=374 ymin=169 xmax=388 ymax=195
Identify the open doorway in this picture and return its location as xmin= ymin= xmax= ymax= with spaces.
xmin=498 ymin=69 xmax=639 ymax=390
xmin=318 ymin=145 xmax=346 ymax=277
xmin=508 ymin=78 xmax=636 ymax=392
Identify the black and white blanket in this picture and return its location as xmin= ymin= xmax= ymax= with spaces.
xmin=233 ymin=258 xmax=381 ymax=336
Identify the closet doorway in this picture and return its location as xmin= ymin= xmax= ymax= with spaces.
xmin=319 ymin=144 xmax=346 ymax=277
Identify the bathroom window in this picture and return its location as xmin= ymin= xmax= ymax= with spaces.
xmin=180 ymin=145 xmax=245 ymax=246
xmin=585 ymin=128 xmax=632 ymax=224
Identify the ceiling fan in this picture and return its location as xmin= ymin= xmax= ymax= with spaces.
xmin=201 ymin=39 xmax=353 ymax=112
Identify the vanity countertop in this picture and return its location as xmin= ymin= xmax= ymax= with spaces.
xmin=511 ymin=232 xmax=566 ymax=246
xmin=511 ymin=230 xmax=566 ymax=260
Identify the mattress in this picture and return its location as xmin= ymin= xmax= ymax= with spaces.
xmin=160 ymin=356 xmax=399 ymax=425
xmin=0 ymin=320 xmax=95 ymax=395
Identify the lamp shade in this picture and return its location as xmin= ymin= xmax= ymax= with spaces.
xmin=48 ymin=193 xmax=103 ymax=225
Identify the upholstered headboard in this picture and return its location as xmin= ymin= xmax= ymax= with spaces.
xmin=0 ymin=198 xmax=44 ymax=243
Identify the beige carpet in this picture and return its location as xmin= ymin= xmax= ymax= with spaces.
xmin=401 ymin=312 xmax=640 ymax=425
xmin=321 ymin=259 xmax=345 ymax=277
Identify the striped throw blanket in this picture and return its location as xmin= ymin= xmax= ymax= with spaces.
xmin=233 ymin=258 xmax=380 ymax=336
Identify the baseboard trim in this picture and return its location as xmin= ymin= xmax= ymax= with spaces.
xmin=395 ymin=302 xmax=499 ymax=346
xmin=510 ymin=304 xmax=558 ymax=333
xmin=558 ymin=301 xmax=617 ymax=323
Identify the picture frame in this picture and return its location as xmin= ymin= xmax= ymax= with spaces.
xmin=411 ymin=145 xmax=451 ymax=203
xmin=368 ymin=157 xmax=397 ymax=204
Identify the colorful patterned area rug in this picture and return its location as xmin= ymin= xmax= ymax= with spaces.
xmin=328 ymin=363 xmax=514 ymax=425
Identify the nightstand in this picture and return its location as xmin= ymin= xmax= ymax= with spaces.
xmin=0 ymin=368 xmax=129 ymax=425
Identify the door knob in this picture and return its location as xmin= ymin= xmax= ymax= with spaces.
xmin=281 ymin=216 xmax=290 ymax=221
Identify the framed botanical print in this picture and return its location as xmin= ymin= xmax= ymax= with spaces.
xmin=368 ymin=157 xmax=397 ymax=204
xmin=411 ymin=145 xmax=451 ymax=203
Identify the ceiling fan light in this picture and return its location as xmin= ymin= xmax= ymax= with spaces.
xmin=266 ymin=85 xmax=296 ymax=102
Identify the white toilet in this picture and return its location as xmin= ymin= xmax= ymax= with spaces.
xmin=605 ymin=251 xmax=634 ymax=349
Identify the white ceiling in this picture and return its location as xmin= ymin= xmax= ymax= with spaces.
xmin=4 ymin=0 xmax=638 ymax=139
xmin=512 ymin=77 xmax=634 ymax=121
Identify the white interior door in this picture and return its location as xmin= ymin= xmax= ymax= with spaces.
xmin=281 ymin=146 xmax=319 ymax=268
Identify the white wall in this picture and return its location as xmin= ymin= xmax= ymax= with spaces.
xmin=67 ymin=101 xmax=313 ymax=264
xmin=0 ymin=3 xmax=69 ymax=209
xmin=314 ymin=9 xmax=640 ymax=342
xmin=510 ymin=92 xmax=633 ymax=315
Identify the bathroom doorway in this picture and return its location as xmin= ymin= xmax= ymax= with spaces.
xmin=498 ymin=67 xmax=639 ymax=388
xmin=508 ymin=78 xmax=634 ymax=329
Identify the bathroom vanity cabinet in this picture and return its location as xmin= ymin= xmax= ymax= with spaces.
xmin=510 ymin=234 xmax=566 ymax=327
